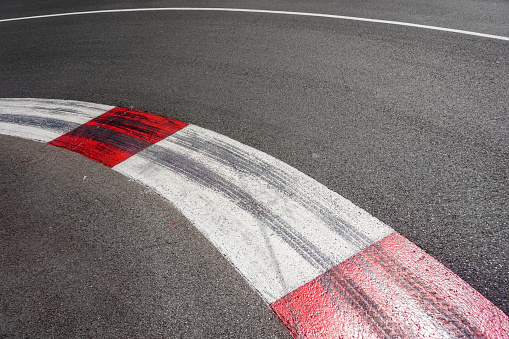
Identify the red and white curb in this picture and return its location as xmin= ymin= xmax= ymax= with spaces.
xmin=1 ymin=98 xmax=508 ymax=338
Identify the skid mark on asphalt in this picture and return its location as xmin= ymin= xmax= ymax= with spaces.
xmin=1 ymin=98 xmax=508 ymax=338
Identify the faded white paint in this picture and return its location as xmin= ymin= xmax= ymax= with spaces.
xmin=114 ymin=125 xmax=393 ymax=302
xmin=0 ymin=98 xmax=113 ymax=141
xmin=0 ymin=98 xmax=394 ymax=302
xmin=0 ymin=122 xmax=61 ymax=142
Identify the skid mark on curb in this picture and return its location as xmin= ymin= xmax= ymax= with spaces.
xmin=49 ymin=107 xmax=187 ymax=167
xmin=1 ymin=98 xmax=508 ymax=338
xmin=271 ymin=233 xmax=509 ymax=338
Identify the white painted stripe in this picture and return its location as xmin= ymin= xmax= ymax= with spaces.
xmin=0 ymin=8 xmax=507 ymax=41
xmin=0 ymin=98 xmax=392 ymax=301
xmin=0 ymin=98 xmax=114 ymax=124
xmin=0 ymin=98 xmax=114 ymax=142
xmin=113 ymin=125 xmax=393 ymax=302
xmin=115 ymin=152 xmax=311 ymax=302
xmin=2 ymin=99 xmax=507 ymax=338
xmin=0 ymin=122 xmax=60 ymax=143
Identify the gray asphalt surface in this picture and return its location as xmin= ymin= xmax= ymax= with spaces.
xmin=0 ymin=135 xmax=290 ymax=338
xmin=0 ymin=1 xmax=508 ymax=336
xmin=1 ymin=0 xmax=508 ymax=36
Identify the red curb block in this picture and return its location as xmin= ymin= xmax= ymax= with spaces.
xmin=271 ymin=232 xmax=509 ymax=338
xmin=49 ymin=107 xmax=188 ymax=167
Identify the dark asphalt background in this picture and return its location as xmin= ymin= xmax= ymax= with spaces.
xmin=0 ymin=135 xmax=290 ymax=338
xmin=0 ymin=0 xmax=508 ymax=336
xmin=1 ymin=0 xmax=508 ymax=36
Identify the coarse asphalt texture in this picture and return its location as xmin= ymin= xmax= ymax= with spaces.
xmin=0 ymin=0 xmax=508 ymax=336
xmin=0 ymin=134 xmax=291 ymax=338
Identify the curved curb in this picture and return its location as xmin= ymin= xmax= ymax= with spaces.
xmin=1 ymin=98 xmax=508 ymax=338
xmin=0 ymin=7 xmax=508 ymax=41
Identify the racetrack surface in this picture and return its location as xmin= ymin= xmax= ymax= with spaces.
xmin=1 ymin=0 xmax=508 ymax=36
xmin=0 ymin=134 xmax=291 ymax=338
xmin=0 ymin=1 xmax=508 ymax=336
xmin=2 ymin=98 xmax=507 ymax=337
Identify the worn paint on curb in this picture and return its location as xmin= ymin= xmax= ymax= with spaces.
xmin=1 ymin=98 xmax=508 ymax=338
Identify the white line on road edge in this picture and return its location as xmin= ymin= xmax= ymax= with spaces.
xmin=0 ymin=7 xmax=508 ymax=41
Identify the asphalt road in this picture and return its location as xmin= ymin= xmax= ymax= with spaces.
xmin=1 ymin=0 xmax=508 ymax=336
xmin=0 ymin=135 xmax=290 ymax=338
xmin=1 ymin=0 xmax=508 ymax=36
